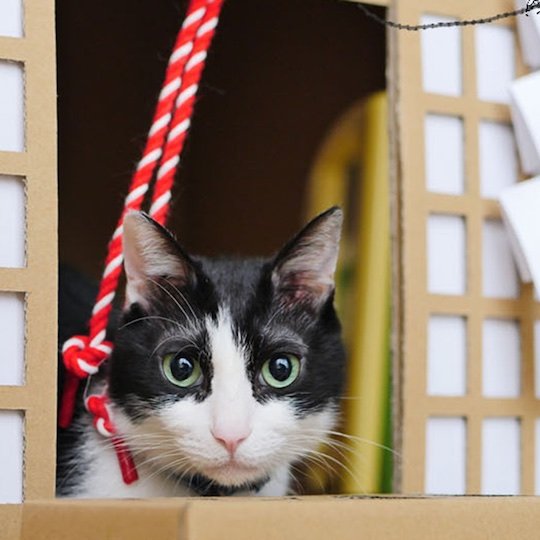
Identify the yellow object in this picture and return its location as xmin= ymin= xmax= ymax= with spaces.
xmin=306 ymin=92 xmax=390 ymax=493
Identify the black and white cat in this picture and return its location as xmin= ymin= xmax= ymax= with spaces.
xmin=57 ymin=207 xmax=346 ymax=498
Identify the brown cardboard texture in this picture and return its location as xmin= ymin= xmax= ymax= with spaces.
xmin=0 ymin=505 xmax=22 ymax=540
xmin=12 ymin=496 xmax=540 ymax=540
xmin=0 ymin=0 xmax=57 ymax=501
xmin=391 ymin=0 xmax=540 ymax=494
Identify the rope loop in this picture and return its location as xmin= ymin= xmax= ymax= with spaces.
xmin=62 ymin=336 xmax=113 ymax=379
xmin=86 ymin=394 xmax=116 ymax=437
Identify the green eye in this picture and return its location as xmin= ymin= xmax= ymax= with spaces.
xmin=162 ymin=353 xmax=202 ymax=388
xmin=261 ymin=354 xmax=301 ymax=389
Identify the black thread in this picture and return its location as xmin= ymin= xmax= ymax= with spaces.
xmin=356 ymin=0 xmax=540 ymax=31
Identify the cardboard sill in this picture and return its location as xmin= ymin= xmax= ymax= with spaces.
xmin=1 ymin=495 xmax=540 ymax=540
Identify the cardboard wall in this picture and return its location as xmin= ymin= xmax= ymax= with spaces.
xmin=391 ymin=0 xmax=540 ymax=495
xmin=0 ymin=0 xmax=57 ymax=503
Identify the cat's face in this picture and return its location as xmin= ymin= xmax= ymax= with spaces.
xmin=108 ymin=208 xmax=345 ymax=493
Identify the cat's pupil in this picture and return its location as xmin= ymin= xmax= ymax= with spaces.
xmin=269 ymin=357 xmax=292 ymax=382
xmin=171 ymin=356 xmax=194 ymax=381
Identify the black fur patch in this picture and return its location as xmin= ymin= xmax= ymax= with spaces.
xmin=172 ymin=470 xmax=270 ymax=496
xmin=56 ymin=265 xmax=97 ymax=496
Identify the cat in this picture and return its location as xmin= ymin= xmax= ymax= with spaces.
xmin=56 ymin=206 xmax=346 ymax=498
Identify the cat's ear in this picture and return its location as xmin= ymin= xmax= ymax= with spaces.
xmin=271 ymin=207 xmax=343 ymax=309
xmin=122 ymin=211 xmax=196 ymax=307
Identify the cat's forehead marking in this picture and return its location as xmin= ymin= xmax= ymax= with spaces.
xmin=205 ymin=307 xmax=254 ymax=437
xmin=205 ymin=308 xmax=252 ymax=398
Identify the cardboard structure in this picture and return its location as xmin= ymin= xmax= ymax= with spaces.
xmin=9 ymin=497 xmax=540 ymax=539
xmin=0 ymin=0 xmax=57 ymax=506
xmin=1 ymin=0 xmax=540 ymax=537
xmin=392 ymin=0 xmax=540 ymax=496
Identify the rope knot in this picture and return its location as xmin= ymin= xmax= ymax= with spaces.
xmin=62 ymin=335 xmax=113 ymax=379
xmin=86 ymin=394 xmax=116 ymax=437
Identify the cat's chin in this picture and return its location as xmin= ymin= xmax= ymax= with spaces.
xmin=200 ymin=460 xmax=265 ymax=487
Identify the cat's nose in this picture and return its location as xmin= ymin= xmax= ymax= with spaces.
xmin=212 ymin=428 xmax=251 ymax=455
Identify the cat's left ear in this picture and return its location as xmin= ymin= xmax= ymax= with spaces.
xmin=271 ymin=207 xmax=343 ymax=309
xmin=122 ymin=211 xmax=196 ymax=307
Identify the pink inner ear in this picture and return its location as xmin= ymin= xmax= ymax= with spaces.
xmin=279 ymin=270 xmax=332 ymax=306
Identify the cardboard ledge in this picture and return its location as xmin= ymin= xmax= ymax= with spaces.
xmin=1 ymin=496 xmax=538 ymax=540
xmin=0 ymin=505 xmax=22 ymax=540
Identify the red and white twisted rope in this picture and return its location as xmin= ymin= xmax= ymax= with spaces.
xmin=59 ymin=0 xmax=225 ymax=484
xmin=150 ymin=0 xmax=223 ymax=224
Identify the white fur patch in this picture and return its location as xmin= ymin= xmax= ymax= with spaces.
xmin=206 ymin=310 xmax=254 ymax=445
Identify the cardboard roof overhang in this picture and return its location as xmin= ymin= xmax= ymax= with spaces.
xmin=0 ymin=496 xmax=539 ymax=540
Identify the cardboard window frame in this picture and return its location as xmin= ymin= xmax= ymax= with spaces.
xmin=0 ymin=0 xmax=57 ymax=502
xmin=391 ymin=0 xmax=539 ymax=495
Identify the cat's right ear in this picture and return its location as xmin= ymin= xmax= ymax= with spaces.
xmin=271 ymin=206 xmax=343 ymax=310
xmin=122 ymin=211 xmax=196 ymax=307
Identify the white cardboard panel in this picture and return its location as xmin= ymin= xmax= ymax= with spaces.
xmin=482 ymin=417 xmax=520 ymax=495
xmin=0 ymin=292 xmax=25 ymax=386
xmin=425 ymin=417 xmax=466 ymax=495
xmin=421 ymin=15 xmax=462 ymax=97
xmin=482 ymin=220 xmax=520 ymax=299
xmin=0 ymin=410 xmax=24 ymax=503
xmin=482 ymin=319 xmax=521 ymax=398
xmin=535 ymin=320 xmax=540 ymax=399
xmin=499 ymin=177 xmax=540 ymax=290
xmin=0 ymin=0 xmax=23 ymax=38
xmin=425 ymin=115 xmax=465 ymax=195
xmin=479 ymin=122 xmax=518 ymax=199
xmin=0 ymin=175 xmax=25 ymax=268
xmin=515 ymin=0 xmax=540 ymax=69
xmin=427 ymin=315 xmax=467 ymax=396
xmin=476 ymin=24 xmax=515 ymax=104
xmin=0 ymin=61 xmax=24 ymax=152
xmin=427 ymin=215 xmax=467 ymax=295
xmin=510 ymin=72 xmax=540 ymax=176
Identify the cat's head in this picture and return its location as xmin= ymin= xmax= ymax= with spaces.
xmin=108 ymin=208 xmax=345 ymax=493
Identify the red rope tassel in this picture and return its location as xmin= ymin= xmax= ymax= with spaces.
xmin=112 ymin=437 xmax=139 ymax=485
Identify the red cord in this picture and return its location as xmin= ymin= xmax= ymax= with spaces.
xmin=60 ymin=0 xmax=225 ymax=485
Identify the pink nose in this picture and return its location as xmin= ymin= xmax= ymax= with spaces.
xmin=212 ymin=429 xmax=250 ymax=455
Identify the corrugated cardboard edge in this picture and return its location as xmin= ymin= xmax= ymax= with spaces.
xmin=8 ymin=496 xmax=540 ymax=540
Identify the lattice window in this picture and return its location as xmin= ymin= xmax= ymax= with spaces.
xmin=0 ymin=0 xmax=57 ymax=503
xmin=392 ymin=0 xmax=540 ymax=495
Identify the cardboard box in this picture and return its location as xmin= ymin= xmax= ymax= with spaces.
xmin=0 ymin=497 xmax=533 ymax=540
